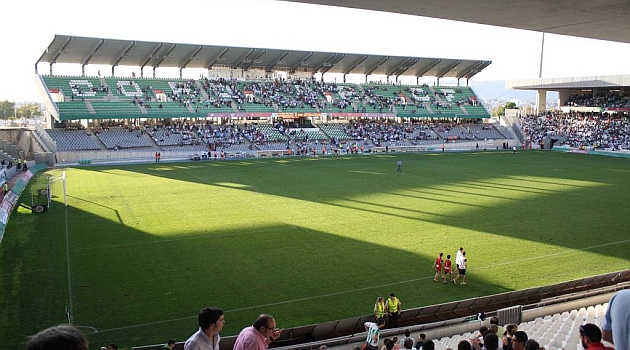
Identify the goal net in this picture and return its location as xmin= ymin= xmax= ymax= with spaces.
xmin=32 ymin=171 xmax=67 ymax=212
xmin=47 ymin=171 xmax=67 ymax=207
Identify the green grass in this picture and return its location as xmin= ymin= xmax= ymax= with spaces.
xmin=1 ymin=151 xmax=629 ymax=350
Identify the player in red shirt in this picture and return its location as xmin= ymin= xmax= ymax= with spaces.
xmin=434 ymin=252 xmax=444 ymax=282
xmin=443 ymin=254 xmax=453 ymax=284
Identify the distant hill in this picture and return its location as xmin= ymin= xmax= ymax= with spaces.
xmin=468 ymin=80 xmax=558 ymax=107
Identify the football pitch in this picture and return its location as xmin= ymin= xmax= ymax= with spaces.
xmin=1 ymin=151 xmax=629 ymax=349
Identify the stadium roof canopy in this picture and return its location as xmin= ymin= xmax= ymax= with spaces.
xmin=281 ymin=0 xmax=630 ymax=44
xmin=507 ymin=74 xmax=630 ymax=90
xmin=36 ymin=35 xmax=491 ymax=81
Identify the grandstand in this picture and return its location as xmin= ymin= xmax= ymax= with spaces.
xmin=16 ymin=35 xmax=505 ymax=165
xmin=41 ymin=75 xmax=491 ymax=123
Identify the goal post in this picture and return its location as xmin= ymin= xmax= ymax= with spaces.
xmin=48 ymin=171 xmax=67 ymax=207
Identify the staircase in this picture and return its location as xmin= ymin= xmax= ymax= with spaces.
xmin=429 ymin=86 xmax=445 ymax=104
xmin=100 ymin=77 xmax=116 ymax=100
xmin=84 ymin=101 xmax=96 ymax=114
xmin=195 ymin=80 xmax=210 ymax=100
xmin=88 ymin=129 xmax=107 ymax=150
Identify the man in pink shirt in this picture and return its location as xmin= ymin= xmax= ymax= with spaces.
xmin=233 ymin=314 xmax=283 ymax=350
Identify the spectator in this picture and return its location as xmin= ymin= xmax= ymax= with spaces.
xmin=458 ymin=340 xmax=473 ymax=350
xmin=108 ymin=344 xmax=118 ymax=350
xmin=470 ymin=326 xmax=487 ymax=349
xmin=163 ymin=338 xmax=177 ymax=350
xmin=184 ymin=306 xmax=225 ymax=350
xmin=523 ymin=339 xmax=540 ymax=350
xmin=403 ymin=337 xmax=415 ymax=350
xmin=400 ymin=329 xmax=414 ymax=348
xmin=233 ymin=314 xmax=283 ymax=350
xmin=503 ymin=324 xmax=518 ymax=350
xmin=511 ymin=331 xmax=528 ymax=350
xmin=601 ymin=289 xmax=630 ymax=349
xmin=415 ymin=334 xmax=427 ymax=350
xmin=484 ymin=332 xmax=500 ymax=350
xmin=579 ymin=323 xmax=614 ymax=350
xmin=25 ymin=324 xmax=88 ymax=350
xmin=490 ymin=316 xmax=505 ymax=337
xmin=381 ymin=338 xmax=397 ymax=350
xmin=364 ymin=318 xmax=386 ymax=350
xmin=422 ymin=339 xmax=435 ymax=350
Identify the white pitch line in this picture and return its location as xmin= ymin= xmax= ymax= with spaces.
xmin=0 ymin=268 xmax=53 ymax=277
xmin=91 ymin=238 xmax=630 ymax=334
xmin=65 ymin=204 xmax=74 ymax=324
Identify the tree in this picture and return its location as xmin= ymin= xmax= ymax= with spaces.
xmin=492 ymin=105 xmax=505 ymax=117
xmin=492 ymin=102 xmax=518 ymax=117
xmin=16 ymin=103 xmax=42 ymax=119
xmin=0 ymin=100 xmax=15 ymax=119
xmin=504 ymin=102 xmax=517 ymax=110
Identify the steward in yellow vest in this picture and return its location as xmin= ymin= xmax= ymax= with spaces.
xmin=385 ymin=293 xmax=402 ymax=328
xmin=374 ymin=296 xmax=386 ymax=321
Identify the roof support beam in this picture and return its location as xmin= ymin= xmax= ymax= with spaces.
xmin=233 ymin=49 xmax=255 ymax=69
xmin=154 ymin=44 xmax=177 ymax=69
xmin=319 ymin=54 xmax=345 ymax=75
xmin=367 ymin=56 xmax=391 ymax=76
xmin=81 ymin=39 xmax=105 ymax=74
xmin=291 ymin=52 xmax=313 ymax=73
xmin=267 ymin=50 xmax=289 ymax=71
xmin=456 ymin=61 xmax=483 ymax=80
xmin=395 ymin=57 xmax=420 ymax=79
xmin=343 ymin=55 xmax=368 ymax=75
xmin=49 ymin=36 xmax=73 ymax=75
xmin=140 ymin=43 xmax=163 ymax=77
xmin=181 ymin=45 xmax=204 ymax=70
xmin=153 ymin=44 xmax=177 ymax=78
xmin=415 ymin=59 xmax=441 ymax=78
xmin=437 ymin=60 xmax=462 ymax=78
xmin=384 ymin=57 xmax=410 ymax=77
xmin=206 ymin=47 xmax=230 ymax=69
xmin=244 ymin=49 xmax=267 ymax=70
xmin=112 ymin=41 xmax=136 ymax=70
xmin=464 ymin=61 xmax=491 ymax=80
xmin=314 ymin=53 xmax=339 ymax=72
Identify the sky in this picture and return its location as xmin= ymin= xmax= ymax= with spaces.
xmin=2 ymin=0 xmax=630 ymax=103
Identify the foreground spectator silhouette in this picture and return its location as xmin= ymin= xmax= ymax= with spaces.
xmin=163 ymin=338 xmax=177 ymax=350
xmin=184 ymin=306 xmax=225 ymax=350
xmin=233 ymin=314 xmax=283 ymax=350
xmin=25 ymin=324 xmax=88 ymax=350
xmin=511 ymin=331 xmax=528 ymax=350
xmin=601 ymin=289 xmax=630 ymax=350
xmin=579 ymin=323 xmax=614 ymax=350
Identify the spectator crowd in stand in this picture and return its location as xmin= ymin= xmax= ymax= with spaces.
xmin=104 ymin=76 xmax=479 ymax=114
xmin=565 ymin=92 xmax=630 ymax=108
xmin=520 ymin=112 xmax=630 ymax=151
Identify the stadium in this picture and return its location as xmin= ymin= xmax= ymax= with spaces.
xmin=0 ymin=1 xmax=629 ymax=350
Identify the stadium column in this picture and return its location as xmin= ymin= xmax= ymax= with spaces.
xmin=558 ymin=90 xmax=570 ymax=108
xmin=536 ymin=89 xmax=547 ymax=114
